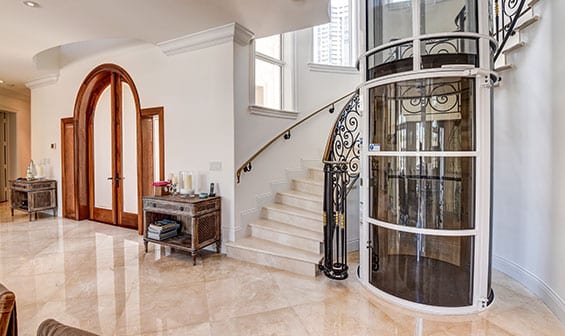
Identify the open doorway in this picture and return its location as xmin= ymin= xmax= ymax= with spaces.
xmin=0 ymin=111 xmax=16 ymax=203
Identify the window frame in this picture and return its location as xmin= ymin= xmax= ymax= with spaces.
xmin=250 ymin=33 xmax=298 ymax=119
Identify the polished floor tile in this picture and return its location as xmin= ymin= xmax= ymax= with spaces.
xmin=1 ymin=203 xmax=564 ymax=336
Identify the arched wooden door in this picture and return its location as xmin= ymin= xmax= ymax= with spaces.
xmin=62 ymin=64 xmax=145 ymax=232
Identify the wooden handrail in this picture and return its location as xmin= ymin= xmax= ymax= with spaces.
xmin=236 ymin=90 xmax=357 ymax=183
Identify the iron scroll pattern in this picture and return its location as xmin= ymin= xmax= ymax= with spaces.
xmin=320 ymin=92 xmax=360 ymax=280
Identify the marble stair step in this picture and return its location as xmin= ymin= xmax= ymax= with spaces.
xmin=291 ymin=177 xmax=323 ymax=196
xmin=226 ymin=237 xmax=323 ymax=277
xmin=308 ymin=167 xmax=325 ymax=183
xmin=262 ymin=203 xmax=323 ymax=233
xmin=250 ymin=219 xmax=323 ymax=254
xmin=276 ymin=190 xmax=322 ymax=213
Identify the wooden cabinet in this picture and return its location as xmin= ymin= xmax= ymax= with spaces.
xmin=142 ymin=195 xmax=221 ymax=265
xmin=9 ymin=179 xmax=58 ymax=221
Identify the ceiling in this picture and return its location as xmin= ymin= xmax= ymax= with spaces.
xmin=0 ymin=0 xmax=329 ymax=95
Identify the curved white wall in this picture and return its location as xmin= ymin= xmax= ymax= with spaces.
xmin=493 ymin=0 xmax=565 ymax=323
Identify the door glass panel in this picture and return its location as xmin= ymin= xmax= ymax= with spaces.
xmin=369 ymin=77 xmax=475 ymax=152
xmin=421 ymin=0 xmax=477 ymax=34
xmin=421 ymin=37 xmax=479 ymax=69
xmin=370 ymin=225 xmax=474 ymax=307
xmin=94 ymin=86 xmax=113 ymax=210
xmin=122 ymin=83 xmax=138 ymax=214
xmin=369 ymin=156 xmax=475 ymax=230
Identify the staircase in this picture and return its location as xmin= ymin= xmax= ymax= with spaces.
xmin=495 ymin=0 xmax=542 ymax=74
xmin=226 ymin=167 xmax=324 ymax=276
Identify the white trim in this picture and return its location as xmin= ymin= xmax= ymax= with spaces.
xmin=157 ymin=22 xmax=254 ymax=56
xmin=493 ymin=255 xmax=565 ymax=324
xmin=368 ymin=218 xmax=477 ymax=237
xmin=249 ymin=105 xmax=298 ymax=120
xmin=24 ymin=73 xmax=59 ymax=89
xmin=307 ymin=63 xmax=359 ymax=74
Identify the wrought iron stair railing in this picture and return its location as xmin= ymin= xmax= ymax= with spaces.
xmin=493 ymin=0 xmax=530 ymax=62
xmin=319 ymin=90 xmax=360 ymax=280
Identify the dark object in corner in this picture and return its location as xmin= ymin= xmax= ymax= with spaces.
xmin=37 ymin=319 xmax=99 ymax=336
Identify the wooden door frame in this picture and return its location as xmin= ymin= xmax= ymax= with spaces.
xmin=71 ymin=63 xmax=144 ymax=233
xmin=140 ymin=106 xmax=165 ymax=182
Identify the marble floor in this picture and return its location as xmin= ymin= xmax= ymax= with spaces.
xmin=1 ymin=204 xmax=564 ymax=336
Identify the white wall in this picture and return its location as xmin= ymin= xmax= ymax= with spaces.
xmin=30 ymin=41 xmax=237 ymax=242
xmin=493 ymin=0 xmax=565 ymax=322
xmin=234 ymin=26 xmax=360 ymax=244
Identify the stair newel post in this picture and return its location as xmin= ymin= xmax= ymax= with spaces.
xmin=322 ymin=162 xmax=334 ymax=275
xmin=338 ymin=162 xmax=348 ymax=278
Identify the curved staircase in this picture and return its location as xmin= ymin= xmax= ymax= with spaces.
xmin=226 ymin=167 xmax=324 ymax=276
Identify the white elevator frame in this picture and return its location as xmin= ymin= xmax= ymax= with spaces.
xmin=357 ymin=0 xmax=497 ymax=314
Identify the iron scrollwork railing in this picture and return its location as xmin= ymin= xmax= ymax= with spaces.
xmin=493 ymin=0 xmax=528 ymax=61
xmin=319 ymin=91 xmax=360 ymax=280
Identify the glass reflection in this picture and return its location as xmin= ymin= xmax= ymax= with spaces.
xmin=369 ymin=77 xmax=475 ymax=152
xmin=370 ymin=226 xmax=474 ymax=307
xmin=421 ymin=37 xmax=479 ymax=69
xmin=367 ymin=0 xmax=413 ymax=51
xmin=369 ymin=156 xmax=475 ymax=230
xmin=421 ymin=0 xmax=477 ymax=35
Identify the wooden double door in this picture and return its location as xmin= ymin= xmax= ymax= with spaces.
xmin=61 ymin=64 xmax=163 ymax=233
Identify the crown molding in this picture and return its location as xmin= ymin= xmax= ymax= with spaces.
xmin=157 ymin=23 xmax=255 ymax=56
xmin=24 ymin=73 xmax=59 ymax=90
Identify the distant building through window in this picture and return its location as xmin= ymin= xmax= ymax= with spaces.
xmin=313 ymin=0 xmax=354 ymax=67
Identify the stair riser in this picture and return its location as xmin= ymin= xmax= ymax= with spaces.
xmin=309 ymin=169 xmax=324 ymax=182
xmin=263 ymin=208 xmax=322 ymax=232
xmin=251 ymin=225 xmax=322 ymax=254
xmin=292 ymin=180 xmax=323 ymax=196
xmin=276 ymin=194 xmax=322 ymax=213
xmin=226 ymin=245 xmax=319 ymax=277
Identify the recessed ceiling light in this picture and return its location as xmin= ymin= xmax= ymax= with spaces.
xmin=0 ymin=80 xmax=4 ymax=84
xmin=23 ymin=1 xmax=40 ymax=8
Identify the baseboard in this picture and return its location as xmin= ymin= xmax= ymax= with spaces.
xmin=493 ymin=255 xmax=565 ymax=324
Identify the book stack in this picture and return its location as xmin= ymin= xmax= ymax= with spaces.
xmin=148 ymin=218 xmax=180 ymax=240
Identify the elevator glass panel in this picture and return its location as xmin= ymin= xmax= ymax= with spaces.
xmin=370 ymin=226 xmax=474 ymax=307
xmin=421 ymin=37 xmax=479 ymax=69
xmin=420 ymin=0 xmax=477 ymax=35
xmin=369 ymin=156 xmax=475 ymax=230
xmin=367 ymin=0 xmax=413 ymax=51
xmin=368 ymin=77 xmax=475 ymax=152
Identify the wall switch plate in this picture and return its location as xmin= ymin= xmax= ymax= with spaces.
xmin=209 ymin=161 xmax=222 ymax=171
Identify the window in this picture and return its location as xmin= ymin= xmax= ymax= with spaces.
xmin=254 ymin=34 xmax=283 ymax=110
xmin=312 ymin=0 xmax=356 ymax=67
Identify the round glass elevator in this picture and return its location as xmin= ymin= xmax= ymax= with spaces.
xmin=359 ymin=0 xmax=495 ymax=314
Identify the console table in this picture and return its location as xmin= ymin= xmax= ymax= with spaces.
xmin=142 ymin=195 xmax=221 ymax=265
xmin=9 ymin=179 xmax=58 ymax=221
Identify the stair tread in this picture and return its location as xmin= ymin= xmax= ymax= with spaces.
xmin=516 ymin=15 xmax=540 ymax=31
xmin=278 ymin=190 xmax=323 ymax=202
xmin=264 ymin=203 xmax=322 ymax=220
xmin=502 ymin=41 xmax=526 ymax=54
xmin=227 ymin=237 xmax=323 ymax=263
xmin=293 ymin=177 xmax=323 ymax=186
xmin=495 ymin=64 xmax=514 ymax=72
xmin=250 ymin=219 xmax=323 ymax=240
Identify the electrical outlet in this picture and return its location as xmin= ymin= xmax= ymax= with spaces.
xmin=209 ymin=161 xmax=222 ymax=171
xmin=50 ymin=143 xmax=56 ymax=149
